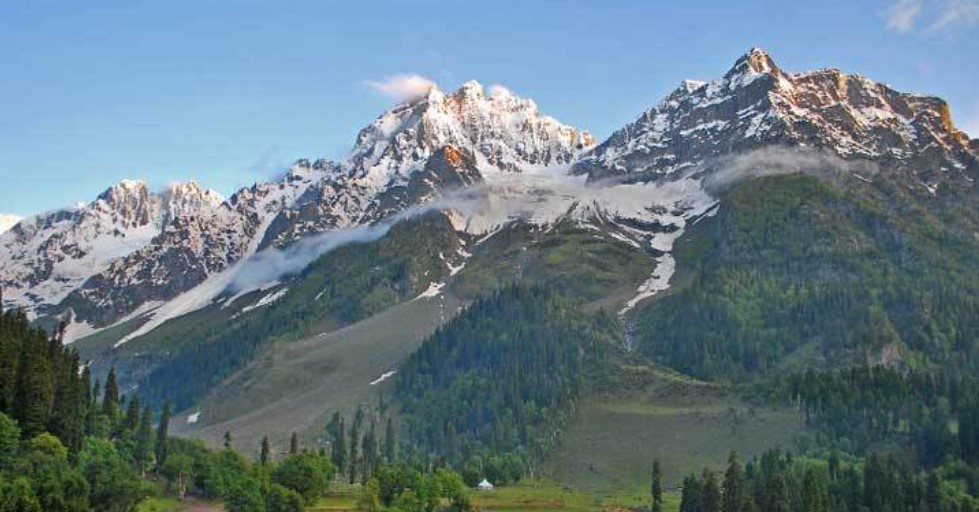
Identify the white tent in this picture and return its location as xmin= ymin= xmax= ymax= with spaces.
xmin=477 ymin=478 xmax=494 ymax=491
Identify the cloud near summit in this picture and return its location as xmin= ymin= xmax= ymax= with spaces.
xmin=883 ymin=0 xmax=979 ymax=33
xmin=365 ymin=74 xmax=436 ymax=103
xmin=884 ymin=0 xmax=922 ymax=32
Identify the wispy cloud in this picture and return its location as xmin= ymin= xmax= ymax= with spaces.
xmin=930 ymin=0 xmax=979 ymax=30
xmin=884 ymin=0 xmax=923 ymax=32
xmin=883 ymin=0 xmax=979 ymax=33
xmin=365 ymin=74 xmax=436 ymax=103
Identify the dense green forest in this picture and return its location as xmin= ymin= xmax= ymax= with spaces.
xmin=756 ymin=367 xmax=979 ymax=471
xmin=388 ymin=174 xmax=979 ymax=508
xmin=17 ymin=172 xmax=979 ymax=509
xmin=395 ymin=285 xmax=619 ymax=476
xmin=0 ymin=298 xmax=156 ymax=511
xmin=3 ymin=295 xmax=476 ymax=512
xmin=636 ymin=174 xmax=979 ymax=380
xmin=675 ymin=449 xmax=977 ymax=512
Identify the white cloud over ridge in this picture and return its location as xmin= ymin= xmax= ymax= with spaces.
xmin=883 ymin=0 xmax=979 ymax=33
xmin=931 ymin=0 xmax=979 ymax=30
xmin=885 ymin=0 xmax=923 ymax=32
xmin=365 ymin=74 xmax=436 ymax=103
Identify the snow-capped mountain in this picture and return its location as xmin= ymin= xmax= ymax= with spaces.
xmin=0 ymin=215 xmax=21 ymax=235
xmin=0 ymin=81 xmax=597 ymax=328
xmin=4 ymin=51 xmax=978 ymax=340
xmin=573 ymin=48 xmax=979 ymax=193
xmin=257 ymin=81 xmax=596 ymax=249
xmin=0 ymin=181 xmax=223 ymax=316
xmin=350 ymin=80 xmax=594 ymax=180
xmin=57 ymin=163 xmax=339 ymax=327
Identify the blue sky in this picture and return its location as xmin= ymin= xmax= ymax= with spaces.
xmin=1 ymin=0 xmax=976 ymax=217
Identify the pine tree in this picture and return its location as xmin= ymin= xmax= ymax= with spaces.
xmin=125 ymin=394 xmax=141 ymax=434
xmin=261 ymin=436 xmax=271 ymax=465
xmin=651 ymin=459 xmax=663 ymax=512
xmin=769 ymin=473 xmax=791 ymax=512
xmin=803 ymin=468 xmax=827 ymax=512
xmin=349 ymin=408 xmax=363 ymax=484
xmin=85 ymin=373 xmax=98 ymax=437
xmin=384 ymin=417 xmax=397 ymax=464
xmin=702 ymin=469 xmax=722 ymax=512
xmin=290 ymin=432 xmax=299 ymax=455
xmin=49 ymin=350 xmax=85 ymax=454
xmin=135 ymin=405 xmax=153 ymax=475
xmin=680 ymin=474 xmax=702 ymax=512
xmin=223 ymin=430 xmax=233 ymax=450
xmin=332 ymin=416 xmax=347 ymax=474
xmin=13 ymin=329 xmax=52 ymax=439
xmin=926 ymin=472 xmax=941 ymax=512
xmin=723 ymin=452 xmax=744 ymax=512
xmin=361 ymin=421 xmax=377 ymax=483
xmin=155 ymin=401 xmax=171 ymax=470
xmin=102 ymin=368 xmax=120 ymax=421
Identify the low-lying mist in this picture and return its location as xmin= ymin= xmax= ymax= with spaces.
xmin=228 ymin=146 xmax=876 ymax=295
xmin=701 ymin=146 xmax=879 ymax=194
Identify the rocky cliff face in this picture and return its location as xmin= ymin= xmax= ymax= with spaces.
xmin=0 ymin=82 xmax=594 ymax=327
xmin=573 ymin=48 xmax=978 ymax=195
xmin=258 ymin=81 xmax=596 ymax=250
xmin=0 ymin=180 xmax=223 ymax=316
xmin=349 ymin=81 xmax=594 ymax=180
xmin=4 ymin=51 xmax=977 ymax=334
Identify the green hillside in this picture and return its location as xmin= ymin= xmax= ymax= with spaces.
xmin=636 ymin=173 xmax=979 ymax=380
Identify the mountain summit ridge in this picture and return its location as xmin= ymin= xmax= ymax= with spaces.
xmin=2 ymin=49 xmax=977 ymax=335
xmin=573 ymin=47 xmax=979 ymax=192
xmin=348 ymin=79 xmax=595 ymax=181
xmin=0 ymin=81 xmax=597 ymax=326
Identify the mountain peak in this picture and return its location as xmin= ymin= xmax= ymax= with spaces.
xmin=99 ymin=179 xmax=149 ymax=198
xmin=0 ymin=214 xmax=21 ymax=235
xmin=724 ymin=47 xmax=782 ymax=83
xmin=740 ymin=47 xmax=778 ymax=73
xmin=160 ymin=181 xmax=224 ymax=222
xmin=94 ymin=180 xmax=153 ymax=225
xmin=453 ymin=80 xmax=485 ymax=98
xmin=348 ymin=80 xmax=594 ymax=183
xmin=575 ymin=49 xmax=979 ymax=186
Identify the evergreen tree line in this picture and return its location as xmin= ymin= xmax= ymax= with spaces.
xmin=675 ymin=449 xmax=977 ymax=512
xmin=0 ymin=295 xmax=337 ymax=512
xmin=757 ymin=366 xmax=979 ymax=472
xmin=325 ymin=408 xmax=398 ymax=486
xmin=0 ymin=297 xmax=177 ymax=511
xmin=249 ymin=409 xmax=475 ymax=511
xmin=168 ymin=431 xmax=334 ymax=512
xmin=636 ymin=175 xmax=979 ymax=381
xmin=394 ymin=285 xmax=618 ymax=478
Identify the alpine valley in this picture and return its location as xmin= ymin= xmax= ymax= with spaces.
xmin=3 ymin=48 xmax=979 ymax=510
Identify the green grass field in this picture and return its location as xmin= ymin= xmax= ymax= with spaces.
xmin=136 ymin=497 xmax=181 ymax=512
xmin=542 ymin=364 xmax=805 ymax=496
xmin=309 ymin=480 xmax=678 ymax=511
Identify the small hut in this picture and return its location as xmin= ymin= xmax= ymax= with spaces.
xmin=477 ymin=479 xmax=494 ymax=491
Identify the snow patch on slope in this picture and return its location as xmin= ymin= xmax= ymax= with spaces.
xmin=0 ymin=214 xmax=21 ymax=234
xmin=369 ymin=370 xmax=397 ymax=386
xmin=416 ymin=282 xmax=446 ymax=299
xmin=239 ymin=287 xmax=289 ymax=315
